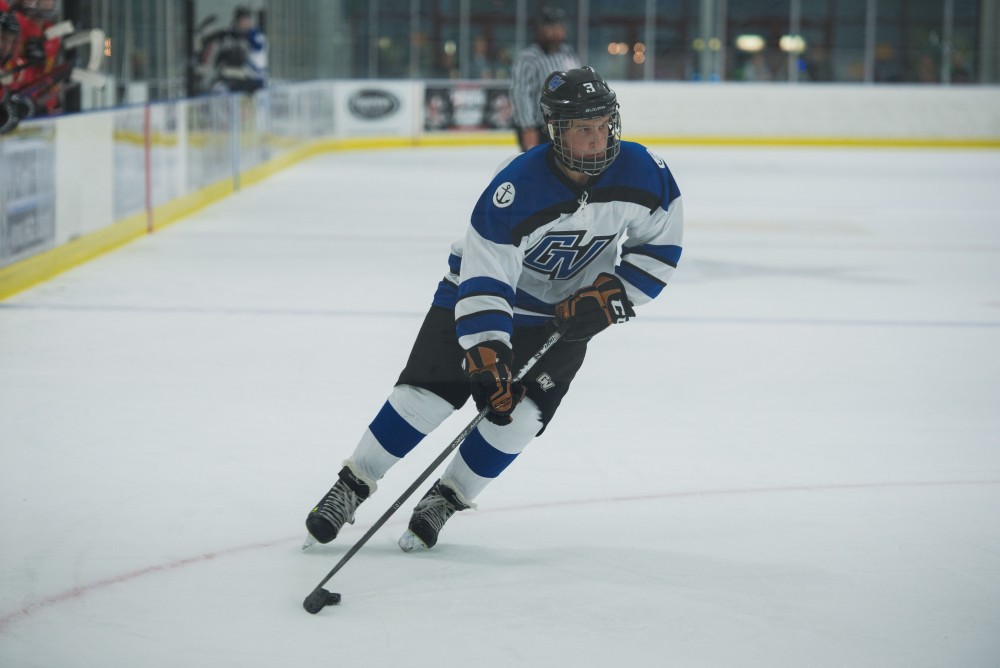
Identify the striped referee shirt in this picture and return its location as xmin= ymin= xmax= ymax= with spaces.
xmin=510 ymin=43 xmax=581 ymax=129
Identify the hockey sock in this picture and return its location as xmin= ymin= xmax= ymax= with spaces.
xmin=349 ymin=384 xmax=455 ymax=481
xmin=443 ymin=397 xmax=543 ymax=501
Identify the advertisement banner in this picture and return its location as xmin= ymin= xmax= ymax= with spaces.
xmin=424 ymin=81 xmax=514 ymax=132
xmin=334 ymin=81 xmax=413 ymax=137
xmin=0 ymin=122 xmax=57 ymax=267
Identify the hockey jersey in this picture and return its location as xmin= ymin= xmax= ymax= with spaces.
xmin=433 ymin=140 xmax=684 ymax=351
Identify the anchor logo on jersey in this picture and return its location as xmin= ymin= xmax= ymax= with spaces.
xmin=493 ymin=182 xmax=515 ymax=208
xmin=523 ymin=231 xmax=616 ymax=280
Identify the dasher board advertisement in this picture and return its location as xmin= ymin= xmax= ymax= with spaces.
xmin=335 ymin=81 xmax=414 ymax=137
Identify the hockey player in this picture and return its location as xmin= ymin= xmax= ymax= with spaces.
xmin=305 ymin=66 xmax=684 ymax=552
xmin=201 ymin=5 xmax=267 ymax=93
xmin=232 ymin=6 xmax=267 ymax=90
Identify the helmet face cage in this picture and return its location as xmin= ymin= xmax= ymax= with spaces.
xmin=547 ymin=106 xmax=621 ymax=176
xmin=540 ymin=67 xmax=622 ymax=177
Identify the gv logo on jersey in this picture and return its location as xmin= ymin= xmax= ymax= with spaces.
xmin=523 ymin=232 xmax=616 ymax=280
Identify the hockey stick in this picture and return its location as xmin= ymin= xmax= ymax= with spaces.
xmin=303 ymin=324 xmax=567 ymax=614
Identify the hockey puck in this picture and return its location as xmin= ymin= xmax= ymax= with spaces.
xmin=303 ymin=588 xmax=341 ymax=614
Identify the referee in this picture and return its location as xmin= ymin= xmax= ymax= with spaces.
xmin=509 ymin=6 xmax=581 ymax=151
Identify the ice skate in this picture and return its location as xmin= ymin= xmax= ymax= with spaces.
xmin=398 ymin=479 xmax=473 ymax=551
xmin=305 ymin=463 xmax=374 ymax=546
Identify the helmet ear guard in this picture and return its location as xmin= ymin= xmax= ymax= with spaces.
xmin=539 ymin=66 xmax=622 ymax=176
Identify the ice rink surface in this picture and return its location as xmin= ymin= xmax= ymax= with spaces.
xmin=2 ymin=145 xmax=999 ymax=667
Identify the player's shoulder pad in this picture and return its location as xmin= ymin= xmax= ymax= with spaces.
xmin=472 ymin=146 xmax=566 ymax=246
xmin=482 ymin=145 xmax=553 ymax=214
xmin=600 ymin=141 xmax=681 ymax=208
xmin=618 ymin=140 xmax=670 ymax=172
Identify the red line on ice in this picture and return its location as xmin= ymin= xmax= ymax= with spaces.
xmin=0 ymin=537 xmax=290 ymax=632
xmin=1 ymin=479 xmax=997 ymax=632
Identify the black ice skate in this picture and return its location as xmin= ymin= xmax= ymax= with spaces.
xmin=304 ymin=464 xmax=374 ymax=548
xmin=398 ymin=479 xmax=473 ymax=551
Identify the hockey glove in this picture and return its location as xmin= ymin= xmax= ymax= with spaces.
xmin=464 ymin=341 xmax=525 ymax=426
xmin=554 ymin=272 xmax=636 ymax=342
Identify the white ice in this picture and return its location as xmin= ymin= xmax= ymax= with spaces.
xmin=1 ymin=146 xmax=999 ymax=667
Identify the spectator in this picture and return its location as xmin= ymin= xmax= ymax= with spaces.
xmin=471 ymin=34 xmax=495 ymax=79
xmin=14 ymin=0 xmax=65 ymax=112
xmin=949 ymin=50 xmax=971 ymax=84
xmin=1 ymin=9 xmax=22 ymax=134
xmin=1 ymin=0 xmax=67 ymax=132
xmin=0 ymin=9 xmax=18 ymax=70
xmin=742 ymin=52 xmax=773 ymax=81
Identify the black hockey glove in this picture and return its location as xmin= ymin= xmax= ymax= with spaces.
xmin=554 ymin=272 xmax=636 ymax=342
xmin=464 ymin=340 xmax=525 ymax=426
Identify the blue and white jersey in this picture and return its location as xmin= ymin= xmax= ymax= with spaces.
xmin=245 ymin=28 xmax=268 ymax=81
xmin=432 ymin=140 xmax=684 ymax=351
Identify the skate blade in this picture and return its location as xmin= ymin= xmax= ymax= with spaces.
xmin=301 ymin=534 xmax=318 ymax=551
xmin=397 ymin=530 xmax=430 ymax=552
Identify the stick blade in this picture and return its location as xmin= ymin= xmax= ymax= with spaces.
xmin=303 ymin=588 xmax=341 ymax=614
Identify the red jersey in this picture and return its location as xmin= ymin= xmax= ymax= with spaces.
xmin=12 ymin=9 xmax=61 ymax=113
